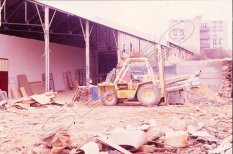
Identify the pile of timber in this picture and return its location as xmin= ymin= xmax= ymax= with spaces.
xmin=3 ymin=74 xmax=61 ymax=109
xmin=9 ymin=90 xmax=58 ymax=109
xmin=219 ymin=59 xmax=232 ymax=98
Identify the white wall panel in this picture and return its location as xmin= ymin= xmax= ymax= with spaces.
xmin=0 ymin=34 xmax=85 ymax=92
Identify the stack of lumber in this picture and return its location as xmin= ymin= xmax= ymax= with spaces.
xmin=7 ymin=74 xmax=59 ymax=109
xmin=10 ymin=90 xmax=58 ymax=109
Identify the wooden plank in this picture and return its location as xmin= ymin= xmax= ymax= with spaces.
xmin=67 ymin=71 xmax=74 ymax=89
xmin=30 ymin=81 xmax=45 ymax=94
xmin=11 ymin=88 xmax=21 ymax=99
xmin=19 ymin=87 xmax=28 ymax=97
xmin=165 ymin=74 xmax=190 ymax=84
xmin=17 ymin=75 xmax=32 ymax=96
xmin=22 ymin=97 xmax=36 ymax=104
xmin=12 ymin=103 xmax=30 ymax=110
xmin=44 ymin=91 xmax=57 ymax=98
xmin=0 ymin=90 xmax=8 ymax=100
xmin=30 ymin=94 xmax=50 ymax=105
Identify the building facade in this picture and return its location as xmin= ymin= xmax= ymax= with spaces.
xmin=169 ymin=16 xmax=201 ymax=55
xmin=169 ymin=16 xmax=228 ymax=55
xmin=200 ymin=20 xmax=228 ymax=52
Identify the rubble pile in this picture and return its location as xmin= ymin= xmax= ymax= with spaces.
xmin=187 ymin=84 xmax=224 ymax=105
xmin=28 ymin=111 xmax=232 ymax=154
xmin=219 ymin=59 xmax=232 ymax=99
xmin=0 ymin=102 xmax=232 ymax=154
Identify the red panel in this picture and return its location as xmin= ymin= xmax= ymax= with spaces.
xmin=0 ymin=71 xmax=8 ymax=95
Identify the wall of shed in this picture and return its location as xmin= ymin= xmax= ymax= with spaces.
xmin=117 ymin=32 xmax=155 ymax=62
xmin=165 ymin=45 xmax=194 ymax=66
xmin=0 ymin=34 xmax=85 ymax=95
xmin=90 ymin=24 xmax=118 ymax=83
xmin=117 ymin=32 xmax=196 ymax=67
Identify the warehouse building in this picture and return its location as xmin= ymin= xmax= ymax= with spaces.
xmin=0 ymin=0 xmax=195 ymax=96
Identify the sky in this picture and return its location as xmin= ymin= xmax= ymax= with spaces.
xmin=39 ymin=0 xmax=232 ymax=50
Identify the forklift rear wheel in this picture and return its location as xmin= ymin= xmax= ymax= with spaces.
xmin=102 ymin=90 xmax=117 ymax=106
xmin=137 ymin=83 xmax=161 ymax=106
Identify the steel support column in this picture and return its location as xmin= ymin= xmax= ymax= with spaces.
xmin=44 ymin=6 xmax=50 ymax=92
xmin=156 ymin=44 xmax=166 ymax=103
xmin=24 ymin=1 xmax=27 ymax=23
xmin=0 ymin=0 xmax=6 ymax=27
xmin=85 ymin=20 xmax=90 ymax=85
xmin=0 ymin=0 xmax=2 ymax=27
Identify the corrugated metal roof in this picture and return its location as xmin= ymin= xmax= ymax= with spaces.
xmin=92 ymin=16 xmax=156 ymax=42
xmin=32 ymin=0 xmax=158 ymax=43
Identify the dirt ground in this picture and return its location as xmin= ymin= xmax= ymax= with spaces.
xmin=0 ymin=91 xmax=232 ymax=154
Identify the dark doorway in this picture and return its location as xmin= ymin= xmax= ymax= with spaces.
xmin=0 ymin=58 xmax=8 ymax=95
xmin=98 ymin=52 xmax=117 ymax=78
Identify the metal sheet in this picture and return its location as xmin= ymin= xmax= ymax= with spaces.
xmin=107 ymin=128 xmax=147 ymax=150
xmin=97 ymin=134 xmax=132 ymax=154
xmin=80 ymin=141 xmax=99 ymax=154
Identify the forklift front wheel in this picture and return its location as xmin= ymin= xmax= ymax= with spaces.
xmin=102 ymin=90 xmax=117 ymax=106
xmin=137 ymin=83 xmax=161 ymax=106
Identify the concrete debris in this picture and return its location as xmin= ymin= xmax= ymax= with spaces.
xmin=209 ymin=135 xmax=233 ymax=154
xmin=209 ymin=143 xmax=232 ymax=154
xmin=69 ymin=133 xmax=93 ymax=148
xmin=219 ymin=59 xmax=232 ymax=98
xmin=224 ymin=148 xmax=232 ymax=154
xmin=196 ymin=122 xmax=205 ymax=131
xmin=164 ymin=131 xmax=188 ymax=148
xmin=0 ymin=125 xmax=3 ymax=132
xmin=188 ymin=84 xmax=224 ymax=104
xmin=170 ymin=117 xmax=187 ymax=131
xmin=220 ymin=135 xmax=232 ymax=145
xmin=138 ymin=124 xmax=151 ymax=131
xmin=80 ymin=141 xmax=100 ymax=154
xmin=138 ymin=119 xmax=157 ymax=131
xmin=187 ymin=125 xmax=218 ymax=142
xmin=0 ymin=125 xmax=6 ymax=139
xmin=107 ymin=128 xmax=147 ymax=150
xmin=11 ymin=102 xmax=30 ymax=110
xmin=0 ymin=100 xmax=7 ymax=109
xmin=148 ymin=119 xmax=158 ymax=127
xmin=32 ymin=131 xmax=71 ymax=154
xmin=138 ymin=144 xmax=156 ymax=153
xmin=96 ymin=134 xmax=133 ymax=154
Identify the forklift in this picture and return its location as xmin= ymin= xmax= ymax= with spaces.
xmin=98 ymin=44 xmax=201 ymax=106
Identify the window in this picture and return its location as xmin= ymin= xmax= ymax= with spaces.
xmin=213 ymin=21 xmax=217 ymax=29
xmin=204 ymin=23 xmax=207 ymax=28
xmin=219 ymin=21 xmax=223 ymax=29
xmin=219 ymin=39 xmax=222 ymax=45
xmin=173 ymin=29 xmax=177 ymax=36
xmin=180 ymin=29 xmax=185 ymax=36
xmin=213 ymin=38 xmax=217 ymax=45
xmin=201 ymin=23 xmax=207 ymax=28
xmin=213 ymin=31 xmax=217 ymax=37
